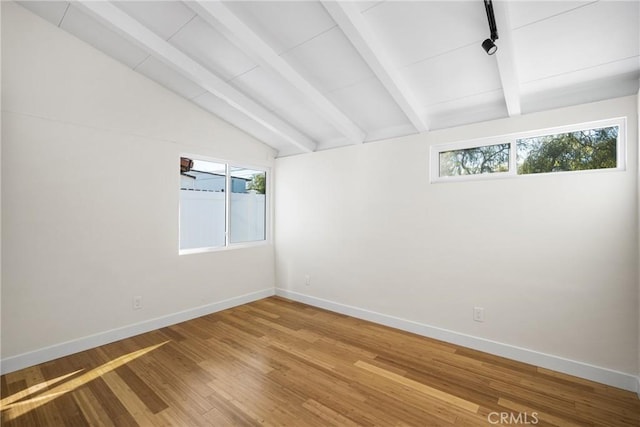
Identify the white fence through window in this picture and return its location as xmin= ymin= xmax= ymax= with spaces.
xmin=180 ymin=190 xmax=265 ymax=249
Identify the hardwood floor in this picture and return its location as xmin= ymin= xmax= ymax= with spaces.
xmin=1 ymin=296 xmax=638 ymax=426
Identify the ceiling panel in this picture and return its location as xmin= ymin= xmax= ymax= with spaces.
xmin=356 ymin=2 xmax=384 ymax=14
xmin=514 ymin=1 xmax=640 ymax=84
xmin=428 ymin=90 xmax=507 ymax=130
xmin=520 ymin=56 xmax=640 ymax=98
xmin=113 ymin=1 xmax=196 ymax=40
xmin=326 ymin=76 xmax=413 ymax=136
xmin=60 ymin=4 xmax=149 ymax=69
xmin=402 ymin=43 xmax=502 ymax=108
xmin=225 ymin=1 xmax=336 ymax=55
xmin=18 ymin=1 xmax=69 ymax=27
xmin=507 ymin=1 xmax=595 ymax=29
xmin=274 ymin=101 xmax=343 ymax=144
xmin=361 ymin=1 xmax=487 ymax=67
xmin=229 ymin=67 xmax=307 ymax=113
xmin=192 ymin=92 xmax=290 ymax=151
xmin=168 ymin=16 xmax=257 ymax=81
xmin=135 ymin=56 xmax=207 ymax=100
xmin=281 ymin=27 xmax=374 ymax=93
xmin=521 ymin=71 xmax=640 ymax=115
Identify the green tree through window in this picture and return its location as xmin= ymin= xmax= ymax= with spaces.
xmin=247 ymin=173 xmax=266 ymax=194
xmin=517 ymin=126 xmax=618 ymax=175
xmin=439 ymin=143 xmax=510 ymax=177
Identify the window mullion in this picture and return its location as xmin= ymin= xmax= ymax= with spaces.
xmin=509 ymin=140 xmax=517 ymax=176
xmin=225 ymin=163 xmax=231 ymax=247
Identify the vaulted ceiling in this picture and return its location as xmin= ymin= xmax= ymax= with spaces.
xmin=19 ymin=1 xmax=640 ymax=157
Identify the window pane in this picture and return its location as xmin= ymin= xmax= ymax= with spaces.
xmin=180 ymin=158 xmax=226 ymax=250
xmin=229 ymin=167 xmax=266 ymax=244
xmin=517 ymin=126 xmax=618 ymax=175
xmin=439 ymin=143 xmax=510 ymax=177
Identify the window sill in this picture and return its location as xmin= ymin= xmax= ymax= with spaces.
xmin=179 ymin=240 xmax=270 ymax=256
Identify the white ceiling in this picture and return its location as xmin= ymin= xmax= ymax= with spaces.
xmin=18 ymin=0 xmax=640 ymax=157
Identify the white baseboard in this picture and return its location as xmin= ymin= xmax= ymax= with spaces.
xmin=1 ymin=288 xmax=275 ymax=375
xmin=4 ymin=287 xmax=637 ymax=394
xmin=276 ymin=288 xmax=639 ymax=393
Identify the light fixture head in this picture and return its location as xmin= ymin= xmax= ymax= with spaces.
xmin=482 ymin=38 xmax=497 ymax=55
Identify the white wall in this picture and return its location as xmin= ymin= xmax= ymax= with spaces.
xmin=0 ymin=0 xmax=3 ymax=366
xmin=1 ymin=2 xmax=275 ymax=365
xmin=275 ymin=95 xmax=639 ymax=378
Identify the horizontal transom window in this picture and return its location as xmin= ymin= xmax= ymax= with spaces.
xmin=431 ymin=118 xmax=626 ymax=183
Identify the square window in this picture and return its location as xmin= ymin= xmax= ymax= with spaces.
xmin=179 ymin=157 xmax=268 ymax=253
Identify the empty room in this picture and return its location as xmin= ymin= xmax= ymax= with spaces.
xmin=1 ymin=0 xmax=639 ymax=425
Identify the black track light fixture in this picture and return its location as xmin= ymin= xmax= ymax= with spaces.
xmin=482 ymin=0 xmax=499 ymax=55
xmin=482 ymin=38 xmax=497 ymax=55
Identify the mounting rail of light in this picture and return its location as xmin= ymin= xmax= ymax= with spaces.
xmin=482 ymin=0 xmax=499 ymax=55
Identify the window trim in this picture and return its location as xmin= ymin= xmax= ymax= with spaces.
xmin=430 ymin=117 xmax=627 ymax=183
xmin=179 ymin=153 xmax=270 ymax=255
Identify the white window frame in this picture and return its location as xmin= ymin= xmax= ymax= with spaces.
xmin=430 ymin=117 xmax=626 ymax=183
xmin=179 ymin=154 xmax=271 ymax=255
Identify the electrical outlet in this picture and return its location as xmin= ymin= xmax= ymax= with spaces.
xmin=133 ymin=296 xmax=143 ymax=310
xmin=305 ymin=275 xmax=311 ymax=286
xmin=473 ymin=307 xmax=484 ymax=322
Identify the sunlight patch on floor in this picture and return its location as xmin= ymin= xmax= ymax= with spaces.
xmin=0 ymin=341 xmax=168 ymax=422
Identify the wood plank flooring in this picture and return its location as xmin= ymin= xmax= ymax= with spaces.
xmin=1 ymin=296 xmax=639 ymax=426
